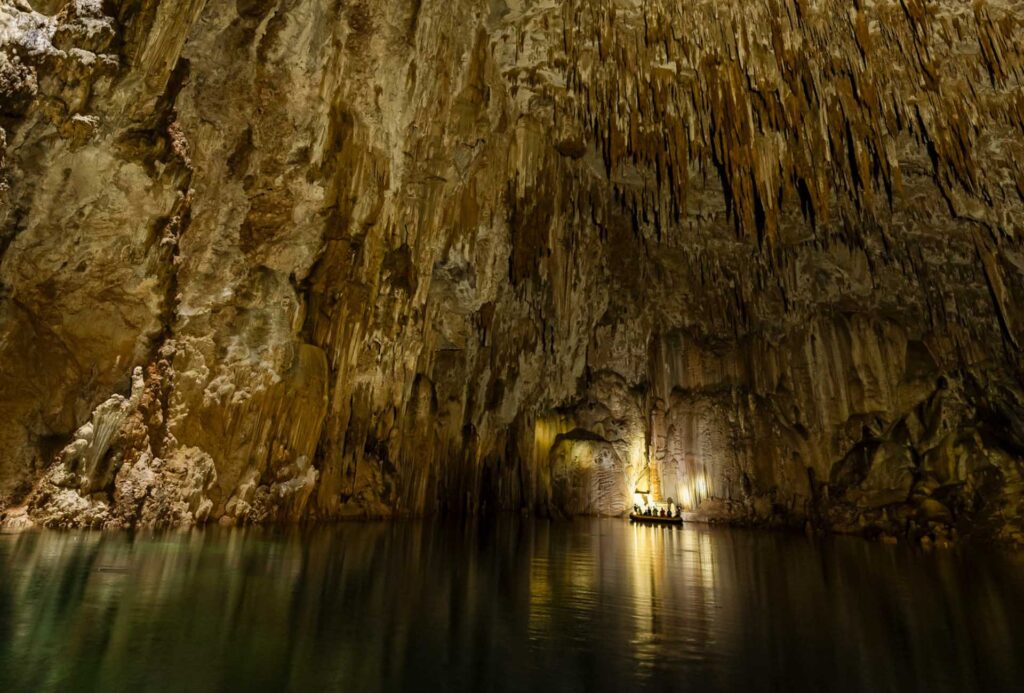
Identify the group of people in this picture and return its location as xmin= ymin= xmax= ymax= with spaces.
xmin=633 ymin=504 xmax=682 ymax=519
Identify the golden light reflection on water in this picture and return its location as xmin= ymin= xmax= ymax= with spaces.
xmin=624 ymin=524 xmax=722 ymax=668
xmin=3 ymin=521 xmax=1024 ymax=692
xmin=525 ymin=522 xmax=729 ymax=672
xmin=528 ymin=524 xmax=552 ymax=633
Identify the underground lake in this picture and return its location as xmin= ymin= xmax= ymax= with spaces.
xmin=2 ymin=520 xmax=1022 ymax=692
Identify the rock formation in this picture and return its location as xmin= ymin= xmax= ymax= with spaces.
xmin=1 ymin=0 xmax=1022 ymax=544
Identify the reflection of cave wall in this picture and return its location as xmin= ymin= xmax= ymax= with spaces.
xmin=1 ymin=1 xmax=1023 ymax=542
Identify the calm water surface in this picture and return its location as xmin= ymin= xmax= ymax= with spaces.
xmin=1 ymin=519 xmax=1022 ymax=692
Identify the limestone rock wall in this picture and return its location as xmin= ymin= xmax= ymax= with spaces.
xmin=1 ymin=0 xmax=1022 ymax=543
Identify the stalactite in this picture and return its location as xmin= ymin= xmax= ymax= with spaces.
xmin=0 ymin=0 xmax=1021 ymax=544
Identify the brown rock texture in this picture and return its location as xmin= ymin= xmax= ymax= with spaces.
xmin=1 ymin=0 xmax=1022 ymax=543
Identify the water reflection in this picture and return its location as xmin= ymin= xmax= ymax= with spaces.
xmin=1 ymin=520 xmax=1023 ymax=692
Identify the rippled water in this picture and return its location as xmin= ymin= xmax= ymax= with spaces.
xmin=1 ymin=520 xmax=1023 ymax=692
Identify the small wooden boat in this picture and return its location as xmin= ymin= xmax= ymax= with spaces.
xmin=629 ymin=512 xmax=683 ymax=525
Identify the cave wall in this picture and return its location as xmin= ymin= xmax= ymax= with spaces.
xmin=1 ymin=0 xmax=1022 ymax=542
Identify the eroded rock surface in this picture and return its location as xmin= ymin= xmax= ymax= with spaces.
xmin=1 ymin=0 xmax=1022 ymax=543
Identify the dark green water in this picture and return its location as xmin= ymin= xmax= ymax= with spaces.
xmin=1 ymin=520 xmax=1022 ymax=692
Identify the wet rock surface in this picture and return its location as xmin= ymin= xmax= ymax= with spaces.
xmin=0 ymin=0 xmax=1022 ymax=541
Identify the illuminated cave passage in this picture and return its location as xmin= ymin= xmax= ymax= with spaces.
xmin=1 ymin=0 xmax=1023 ymax=546
xmin=3 ymin=2 xmax=1024 ymax=691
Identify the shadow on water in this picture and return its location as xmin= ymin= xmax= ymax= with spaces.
xmin=1 ymin=519 xmax=1023 ymax=692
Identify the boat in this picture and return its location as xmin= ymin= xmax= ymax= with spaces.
xmin=630 ymin=478 xmax=683 ymax=524
xmin=629 ymin=511 xmax=683 ymax=525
